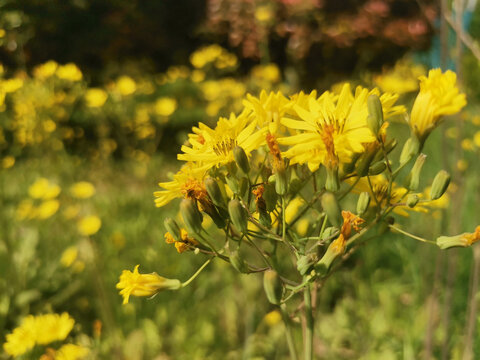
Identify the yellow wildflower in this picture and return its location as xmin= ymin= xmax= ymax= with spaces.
xmin=155 ymin=97 xmax=177 ymax=116
xmin=116 ymin=265 xmax=181 ymax=304
xmin=116 ymin=76 xmax=136 ymax=96
xmin=178 ymin=112 xmax=266 ymax=170
xmin=255 ymin=5 xmax=273 ymax=22
xmin=251 ymin=63 xmax=280 ymax=83
xmin=70 ymin=181 xmax=96 ymax=199
xmin=33 ymin=61 xmax=58 ymax=79
xmin=37 ymin=199 xmax=60 ymax=219
xmin=374 ymin=59 xmax=425 ymax=94
xmin=61 ymin=246 xmax=78 ymax=267
xmin=85 ymin=88 xmax=108 ymax=108
xmin=55 ymin=344 xmax=89 ymax=360
xmin=28 ymin=178 xmax=61 ymax=200
xmin=190 ymin=44 xmax=223 ymax=69
xmin=264 ymin=310 xmax=282 ymax=326
xmin=77 ymin=215 xmax=102 ymax=236
xmin=35 ymin=313 xmax=75 ymax=345
xmin=2 ymin=155 xmax=15 ymax=169
xmin=474 ymin=131 xmax=480 ymax=147
xmin=410 ymin=69 xmax=466 ymax=141
xmin=437 ymin=226 xmax=480 ymax=249
xmin=3 ymin=317 xmax=36 ymax=357
xmin=56 ymin=63 xmax=83 ymax=81
xmin=1 ymin=78 xmax=23 ymax=93
xmin=165 ymin=228 xmax=199 ymax=253
xmin=243 ymin=90 xmax=290 ymax=133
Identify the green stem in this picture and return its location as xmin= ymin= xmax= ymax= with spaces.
xmin=280 ymin=304 xmax=298 ymax=360
xmin=304 ymin=283 xmax=314 ymax=360
xmin=388 ymin=224 xmax=436 ymax=244
xmin=181 ymin=258 xmax=213 ymax=287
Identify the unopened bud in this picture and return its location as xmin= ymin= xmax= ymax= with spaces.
xmin=233 ymin=146 xmax=250 ymax=175
xmin=180 ymin=199 xmax=203 ymax=235
xmin=275 ymin=167 xmax=289 ymax=196
xmin=263 ymin=183 xmax=278 ymax=212
xmin=325 ymin=166 xmax=340 ymax=192
xmin=228 ymin=199 xmax=248 ymax=233
xmin=430 ymin=170 xmax=450 ymax=200
xmin=400 ymin=137 xmax=419 ymax=165
xmin=205 ymin=177 xmax=226 ymax=208
xmin=239 ymin=177 xmax=249 ymax=199
xmin=263 ymin=270 xmax=282 ymax=305
xmin=369 ymin=161 xmax=386 ymax=175
xmin=321 ymin=192 xmax=342 ymax=228
xmin=225 ymin=175 xmax=239 ymax=195
xmin=320 ymin=227 xmax=337 ymax=240
xmin=230 ymin=250 xmax=249 ymax=273
xmin=297 ymin=255 xmax=316 ymax=276
xmin=407 ymin=154 xmax=426 ymax=191
xmin=355 ymin=151 xmax=376 ymax=177
xmin=356 ymin=192 xmax=370 ymax=215
xmin=406 ymin=194 xmax=419 ymax=208
xmin=164 ymin=218 xmax=181 ymax=241
xmin=367 ymin=94 xmax=384 ymax=136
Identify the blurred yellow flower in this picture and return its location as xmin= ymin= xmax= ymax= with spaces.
xmin=252 ymin=64 xmax=280 ymax=83
xmin=33 ymin=61 xmax=58 ymax=79
xmin=28 ymin=178 xmax=61 ymax=200
xmin=374 ymin=60 xmax=425 ymax=94
xmin=1 ymin=78 xmax=24 ymax=93
xmin=43 ymin=119 xmax=57 ymax=133
xmin=410 ymin=69 xmax=466 ymax=141
xmin=116 ymin=265 xmax=181 ymax=304
xmin=0 ymin=29 xmax=5 ymax=38
xmin=255 ymin=5 xmax=273 ymax=22
xmin=16 ymin=199 xmax=35 ymax=220
xmin=37 ymin=199 xmax=60 ymax=219
xmin=190 ymin=44 xmax=223 ymax=68
xmin=116 ymin=76 xmax=136 ymax=96
xmin=2 ymin=155 xmax=15 ymax=169
xmin=3 ymin=316 xmax=36 ymax=357
xmin=191 ymin=69 xmax=205 ymax=83
xmin=70 ymin=181 xmax=96 ymax=199
xmin=78 ymin=215 xmax=102 ymax=236
xmin=285 ymin=197 xmax=304 ymax=224
xmin=473 ymin=131 xmax=480 ymax=147
xmin=56 ymin=63 xmax=83 ymax=81
xmin=61 ymin=246 xmax=78 ymax=267
xmin=264 ymin=310 xmax=282 ymax=326
xmin=35 ymin=313 xmax=75 ymax=345
xmin=85 ymin=88 xmax=108 ymax=108
xmin=155 ymin=97 xmax=177 ymax=116
xmin=55 ymin=344 xmax=89 ymax=360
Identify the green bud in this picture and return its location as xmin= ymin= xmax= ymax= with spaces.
xmin=369 ymin=161 xmax=386 ymax=175
xmin=320 ymin=226 xmax=338 ymax=240
xmin=355 ymin=151 xmax=376 ymax=177
xmin=325 ymin=166 xmax=340 ymax=192
xmin=275 ymin=167 xmax=289 ymax=196
xmin=400 ymin=137 xmax=420 ymax=165
xmin=207 ymin=206 xmax=227 ymax=229
xmin=268 ymin=174 xmax=276 ymax=184
xmin=263 ymin=270 xmax=282 ymax=305
xmin=180 ymin=199 xmax=203 ymax=235
xmin=164 ymin=217 xmax=181 ymax=241
xmin=263 ymin=183 xmax=278 ymax=212
xmin=407 ymin=154 xmax=426 ymax=191
xmin=315 ymin=244 xmax=340 ymax=276
xmin=225 ymin=175 xmax=239 ymax=195
xmin=230 ymin=250 xmax=249 ymax=273
xmin=406 ymin=194 xmax=419 ymax=208
xmin=205 ymin=177 xmax=226 ymax=208
xmin=238 ymin=177 xmax=249 ymax=199
xmin=233 ymin=146 xmax=250 ymax=175
xmin=367 ymin=94 xmax=384 ymax=136
xmin=228 ymin=199 xmax=248 ymax=233
xmin=297 ymin=255 xmax=316 ymax=276
xmin=436 ymin=234 xmax=470 ymax=249
xmin=321 ymin=192 xmax=342 ymax=228
xmin=430 ymin=170 xmax=450 ymax=200
xmin=356 ymin=192 xmax=370 ymax=215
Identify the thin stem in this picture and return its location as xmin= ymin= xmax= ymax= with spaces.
xmin=280 ymin=304 xmax=298 ymax=360
xmin=181 ymin=258 xmax=213 ymax=287
xmin=388 ymin=224 xmax=436 ymax=244
xmin=304 ymin=283 xmax=314 ymax=360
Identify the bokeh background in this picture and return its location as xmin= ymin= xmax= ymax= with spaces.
xmin=1 ymin=0 xmax=480 ymax=359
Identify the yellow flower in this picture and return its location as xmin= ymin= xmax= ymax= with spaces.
xmin=2 ymin=155 xmax=15 ymax=169
xmin=410 ymin=69 xmax=466 ymax=140
xmin=1 ymin=78 xmax=24 ymax=93
xmin=155 ymin=97 xmax=177 ymax=116
xmin=255 ymin=5 xmax=273 ymax=23
xmin=28 ymin=178 xmax=61 ymax=199
xmin=243 ymin=90 xmax=290 ymax=133
xmin=78 ymin=215 xmax=102 ymax=236
xmin=35 ymin=313 xmax=75 ymax=345
xmin=116 ymin=265 xmax=181 ymax=304
xmin=374 ymin=59 xmax=425 ymax=94
xmin=279 ymin=84 xmax=402 ymax=172
xmin=85 ymin=88 xmax=108 ymax=108
xmin=154 ymin=163 xmax=207 ymax=208
xmin=264 ymin=310 xmax=282 ymax=326
xmin=116 ymin=76 xmax=136 ymax=96
xmin=37 ymin=199 xmax=60 ymax=219
xmin=61 ymin=246 xmax=78 ymax=267
xmin=55 ymin=344 xmax=89 ymax=360
xmin=165 ymin=228 xmax=199 ymax=253
xmin=473 ymin=131 xmax=480 ymax=147
xmin=178 ymin=112 xmax=266 ymax=170
xmin=70 ymin=181 xmax=96 ymax=199
xmin=190 ymin=45 xmax=223 ymax=68
xmin=3 ymin=317 xmax=36 ymax=357
xmin=33 ymin=60 xmax=58 ymax=79
xmin=56 ymin=63 xmax=83 ymax=81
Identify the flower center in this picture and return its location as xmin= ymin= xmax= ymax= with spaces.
xmin=212 ymin=137 xmax=237 ymax=156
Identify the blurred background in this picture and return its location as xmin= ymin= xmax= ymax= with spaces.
xmin=1 ymin=0 xmax=480 ymax=359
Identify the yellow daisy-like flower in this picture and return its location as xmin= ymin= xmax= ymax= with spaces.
xmin=35 ymin=313 xmax=75 ymax=345
xmin=3 ymin=317 xmax=36 ymax=357
xmin=178 ymin=111 xmax=266 ymax=170
xmin=154 ymin=163 xmax=207 ymax=208
xmin=279 ymin=84 xmax=403 ymax=172
xmin=77 ymin=215 xmax=102 ymax=236
xmin=55 ymin=344 xmax=89 ymax=360
xmin=70 ymin=181 xmax=96 ymax=199
xmin=116 ymin=265 xmax=181 ymax=305
xmin=243 ymin=90 xmax=291 ymax=134
xmin=85 ymin=88 xmax=108 ymax=108
xmin=28 ymin=178 xmax=61 ymax=200
xmin=165 ymin=228 xmax=199 ymax=253
xmin=410 ymin=69 xmax=466 ymax=141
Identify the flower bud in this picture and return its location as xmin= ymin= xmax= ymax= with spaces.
xmin=180 ymin=199 xmax=203 ymax=235
xmin=263 ymin=270 xmax=282 ymax=305
xmin=225 ymin=175 xmax=239 ymax=195
xmin=400 ymin=137 xmax=420 ymax=165
xmin=297 ymin=255 xmax=315 ymax=276
xmin=406 ymin=194 xmax=419 ymax=208
xmin=320 ymin=226 xmax=338 ymax=240
xmin=233 ymin=146 xmax=250 ymax=175
xmin=355 ymin=151 xmax=376 ymax=177
xmin=325 ymin=167 xmax=340 ymax=192
xmin=407 ymin=154 xmax=426 ymax=191
xmin=205 ymin=177 xmax=226 ymax=208
xmin=275 ymin=167 xmax=289 ymax=196
xmin=164 ymin=217 xmax=181 ymax=242
xmin=356 ymin=192 xmax=370 ymax=215
xmin=229 ymin=250 xmax=249 ymax=273
xmin=239 ymin=177 xmax=249 ymax=199
xmin=436 ymin=234 xmax=468 ymax=249
xmin=228 ymin=199 xmax=248 ymax=233
xmin=367 ymin=94 xmax=384 ymax=136
xmin=263 ymin=183 xmax=278 ymax=212
xmin=321 ymin=192 xmax=342 ymax=228
xmin=430 ymin=170 xmax=450 ymax=200
xmin=369 ymin=161 xmax=386 ymax=175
